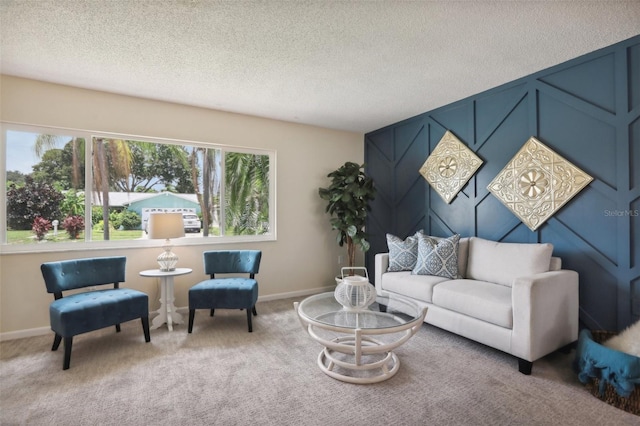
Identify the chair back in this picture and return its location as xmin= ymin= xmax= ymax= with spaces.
xmin=203 ymin=250 xmax=261 ymax=277
xmin=41 ymin=256 xmax=127 ymax=295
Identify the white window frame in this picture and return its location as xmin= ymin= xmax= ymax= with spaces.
xmin=0 ymin=122 xmax=277 ymax=254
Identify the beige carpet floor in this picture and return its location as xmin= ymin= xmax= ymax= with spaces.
xmin=0 ymin=297 xmax=637 ymax=425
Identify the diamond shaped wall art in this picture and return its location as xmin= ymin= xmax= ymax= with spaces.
xmin=419 ymin=130 xmax=483 ymax=204
xmin=487 ymin=136 xmax=593 ymax=231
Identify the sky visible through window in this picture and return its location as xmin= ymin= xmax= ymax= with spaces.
xmin=6 ymin=131 xmax=64 ymax=174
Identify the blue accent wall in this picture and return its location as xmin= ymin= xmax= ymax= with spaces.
xmin=365 ymin=35 xmax=640 ymax=331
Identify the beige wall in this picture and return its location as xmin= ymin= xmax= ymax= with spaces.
xmin=0 ymin=75 xmax=364 ymax=337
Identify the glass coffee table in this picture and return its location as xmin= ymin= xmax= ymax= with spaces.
xmin=294 ymin=292 xmax=427 ymax=384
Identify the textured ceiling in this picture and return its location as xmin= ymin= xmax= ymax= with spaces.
xmin=1 ymin=1 xmax=639 ymax=133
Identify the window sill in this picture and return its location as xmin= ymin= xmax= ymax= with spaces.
xmin=0 ymin=233 xmax=276 ymax=255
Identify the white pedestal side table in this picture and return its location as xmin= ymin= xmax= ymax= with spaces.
xmin=140 ymin=268 xmax=192 ymax=331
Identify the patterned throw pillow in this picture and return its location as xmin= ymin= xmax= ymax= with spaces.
xmin=386 ymin=233 xmax=420 ymax=272
xmin=413 ymin=234 xmax=460 ymax=278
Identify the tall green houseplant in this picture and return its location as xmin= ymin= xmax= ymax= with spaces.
xmin=318 ymin=162 xmax=376 ymax=269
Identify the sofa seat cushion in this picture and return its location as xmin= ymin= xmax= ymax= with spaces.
xmin=380 ymin=271 xmax=449 ymax=304
xmin=466 ymin=237 xmax=553 ymax=287
xmin=432 ymin=279 xmax=513 ymax=329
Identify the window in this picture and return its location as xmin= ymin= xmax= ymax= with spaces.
xmin=1 ymin=124 xmax=275 ymax=250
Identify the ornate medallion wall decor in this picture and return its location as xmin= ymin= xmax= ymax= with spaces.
xmin=419 ymin=130 xmax=483 ymax=203
xmin=487 ymin=136 xmax=593 ymax=231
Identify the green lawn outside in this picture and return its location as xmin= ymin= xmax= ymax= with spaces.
xmin=6 ymin=229 xmax=143 ymax=244
xmin=5 ymin=227 xmax=224 ymax=244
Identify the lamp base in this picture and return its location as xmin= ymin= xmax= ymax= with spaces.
xmin=157 ymin=239 xmax=178 ymax=272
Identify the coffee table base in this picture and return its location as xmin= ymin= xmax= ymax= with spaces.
xmin=317 ymin=336 xmax=400 ymax=384
xmin=294 ymin=295 xmax=427 ymax=385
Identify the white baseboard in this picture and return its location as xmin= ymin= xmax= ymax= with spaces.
xmin=257 ymin=286 xmax=334 ymax=302
xmin=0 ymin=286 xmax=334 ymax=342
xmin=0 ymin=326 xmax=52 ymax=342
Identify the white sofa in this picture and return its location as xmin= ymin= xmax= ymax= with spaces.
xmin=374 ymin=236 xmax=579 ymax=374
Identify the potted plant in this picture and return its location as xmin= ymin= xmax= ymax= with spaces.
xmin=318 ymin=161 xmax=376 ymax=279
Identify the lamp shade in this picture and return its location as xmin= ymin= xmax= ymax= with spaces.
xmin=148 ymin=212 xmax=185 ymax=240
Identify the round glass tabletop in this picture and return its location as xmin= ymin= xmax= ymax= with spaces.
xmin=296 ymin=292 xmax=420 ymax=330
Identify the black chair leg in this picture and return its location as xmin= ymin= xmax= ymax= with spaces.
xmin=210 ymin=308 xmax=215 ymax=317
xmin=188 ymin=309 xmax=195 ymax=333
xmin=246 ymin=309 xmax=253 ymax=332
xmin=252 ymin=306 xmax=257 ymax=316
xmin=52 ymin=333 xmax=62 ymax=351
xmin=115 ymin=323 xmax=121 ymax=333
xmin=518 ymin=358 xmax=533 ymax=375
xmin=141 ymin=317 xmax=151 ymax=342
xmin=63 ymin=337 xmax=73 ymax=370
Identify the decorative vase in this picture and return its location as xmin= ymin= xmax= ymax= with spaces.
xmin=334 ymin=275 xmax=376 ymax=310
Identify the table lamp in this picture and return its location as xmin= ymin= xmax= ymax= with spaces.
xmin=148 ymin=212 xmax=185 ymax=271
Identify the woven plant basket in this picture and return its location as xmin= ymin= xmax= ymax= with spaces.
xmin=584 ymin=330 xmax=640 ymax=416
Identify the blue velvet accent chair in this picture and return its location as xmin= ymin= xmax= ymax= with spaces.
xmin=41 ymin=256 xmax=151 ymax=370
xmin=188 ymin=250 xmax=262 ymax=333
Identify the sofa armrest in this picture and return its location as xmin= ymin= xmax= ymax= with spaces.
xmin=511 ymin=269 xmax=579 ymax=362
xmin=374 ymin=253 xmax=389 ymax=296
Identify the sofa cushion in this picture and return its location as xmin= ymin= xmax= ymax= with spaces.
xmin=457 ymin=237 xmax=469 ymax=278
xmin=432 ymin=279 xmax=513 ymax=329
xmin=380 ymin=271 xmax=448 ymax=304
xmin=413 ymin=234 xmax=460 ymax=279
xmin=415 ymin=235 xmax=468 ymax=278
xmin=386 ymin=233 xmax=419 ymax=272
xmin=466 ymin=237 xmax=553 ymax=287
